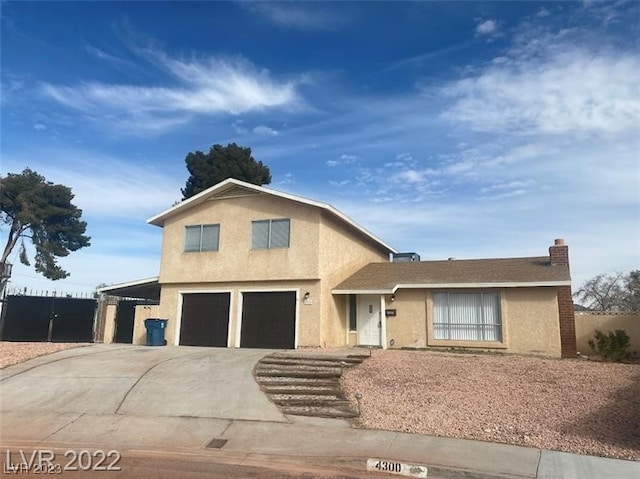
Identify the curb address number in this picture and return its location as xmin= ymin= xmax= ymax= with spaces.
xmin=366 ymin=458 xmax=428 ymax=478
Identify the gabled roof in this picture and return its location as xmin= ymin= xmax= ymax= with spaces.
xmin=333 ymin=256 xmax=571 ymax=294
xmin=147 ymin=178 xmax=396 ymax=253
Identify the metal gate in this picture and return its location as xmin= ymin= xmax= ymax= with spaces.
xmin=113 ymin=300 xmax=137 ymax=343
xmin=0 ymin=295 xmax=97 ymax=342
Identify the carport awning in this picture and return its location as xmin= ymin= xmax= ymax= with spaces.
xmin=97 ymin=277 xmax=160 ymax=301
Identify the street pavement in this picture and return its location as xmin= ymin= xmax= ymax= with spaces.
xmin=0 ymin=344 xmax=638 ymax=478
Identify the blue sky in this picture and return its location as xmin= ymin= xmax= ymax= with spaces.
xmin=1 ymin=1 xmax=639 ymax=295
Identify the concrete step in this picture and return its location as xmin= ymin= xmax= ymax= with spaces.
xmin=259 ymin=358 xmax=360 ymax=368
xmin=261 ymin=387 xmax=341 ymax=396
xmin=280 ymin=406 xmax=359 ymax=419
xmin=255 ymin=370 xmax=342 ymax=379
xmin=273 ymin=399 xmax=351 ymax=408
xmin=270 ymin=394 xmax=349 ymax=406
xmin=270 ymin=353 xmax=364 ymax=364
xmin=256 ymin=379 xmax=339 ymax=387
xmin=255 ymin=365 xmax=341 ymax=373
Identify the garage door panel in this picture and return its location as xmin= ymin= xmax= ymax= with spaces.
xmin=180 ymin=293 xmax=230 ymax=347
xmin=241 ymin=292 xmax=296 ymax=349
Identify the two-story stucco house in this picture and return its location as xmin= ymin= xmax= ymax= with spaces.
xmin=99 ymin=178 xmax=577 ymax=358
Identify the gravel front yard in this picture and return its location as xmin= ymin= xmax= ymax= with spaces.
xmin=342 ymin=350 xmax=640 ymax=461
xmin=0 ymin=342 xmax=91 ymax=369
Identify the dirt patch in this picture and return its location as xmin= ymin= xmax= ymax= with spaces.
xmin=342 ymin=349 xmax=640 ymax=461
xmin=0 ymin=342 xmax=91 ymax=369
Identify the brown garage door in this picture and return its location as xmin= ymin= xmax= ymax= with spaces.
xmin=241 ymin=291 xmax=296 ymax=349
xmin=180 ymin=293 xmax=230 ymax=347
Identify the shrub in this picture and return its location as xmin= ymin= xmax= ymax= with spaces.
xmin=588 ymin=329 xmax=636 ymax=362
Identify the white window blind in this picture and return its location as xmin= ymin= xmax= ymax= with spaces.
xmin=184 ymin=224 xmax=219 ymax=252
xmin=251 ymin=219 xmax=290 ymax=249
xmin=251 ymin=221 xmax=270 ymax=249
xmin=433 ymin=292 xmax=501 ymax=341
xmin=200 ymin=225 xmax=220 ymax=251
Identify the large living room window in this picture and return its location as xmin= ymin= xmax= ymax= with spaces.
xmin=185 ymin=224 xmax=220 ymax=252
xmin=251 ymin=219 xmax=290 ymax=249
xmin=433 ymin=292 xmax=501 ymax=341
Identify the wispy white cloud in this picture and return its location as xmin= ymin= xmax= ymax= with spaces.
xmin=3 ymin=148 xmax=182 ymax=220
xmin=441 ymin=28 xmax=640 ymax=135
xmin=326 ymin=154 xmax=359 ymax=167
xmin=85 ymin=45 xmax=135 ymax=68
xmin=253 ymin=124 xmax=278 ymax=136
xmin=39 ymin=51 xmax=300 ymax=135
xmin=33 ymin=123 xmax=46 ymax=131
xmin=536 ymin=7 xmax=551 ymax=18
xmin=244 ymin=2 xmax=346 ymax=31
xmin=475 ymin=19 xmax=498 ymax=36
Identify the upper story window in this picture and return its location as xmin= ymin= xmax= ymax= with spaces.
xmin=251 ymin=219 xmax=290 ymax=249
xmin=184 ymin=224 xmax=220 ymax=252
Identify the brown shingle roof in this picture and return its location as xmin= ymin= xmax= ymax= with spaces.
xmin=333 ymin=256 xmax=571 ymax=293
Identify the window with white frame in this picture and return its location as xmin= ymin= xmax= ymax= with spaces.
xmin=184 ymin=224 xmax=220 ymax=252
xmin=433 ymin=292 xmax=501 ymax=341
xmin=251 ymin=219 xmax=290 ymax=249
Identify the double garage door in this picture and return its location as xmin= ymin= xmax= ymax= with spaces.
xmin=179 ymin=291 xmax=296 ymax=349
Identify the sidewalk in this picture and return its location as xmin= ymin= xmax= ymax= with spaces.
xmin=1 ymin=412 xmax=637 ymax=478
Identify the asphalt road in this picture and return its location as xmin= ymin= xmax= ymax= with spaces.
xmin=1 ymin=448 xmax=421 ymax=479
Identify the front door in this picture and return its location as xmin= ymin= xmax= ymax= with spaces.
xmin=357 ymin=295 xmax=381 ymax=346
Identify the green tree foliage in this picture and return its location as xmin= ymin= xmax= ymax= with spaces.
xmin=574 ymin=270 xmax=640 ymax=312
xmin=0 ymin=168 xmax=90 ymax=281
xmin=181 ymin=143 xmax=271 ymax=200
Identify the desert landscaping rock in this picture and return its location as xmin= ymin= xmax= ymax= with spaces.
xmin=342 ymin=349 xmax=640 ymax=461
xmin=0 ymin=341 xmax=91 ymax=369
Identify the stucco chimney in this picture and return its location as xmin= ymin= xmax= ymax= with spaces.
xmin=549 ymin=238 xmax=569 ymax=267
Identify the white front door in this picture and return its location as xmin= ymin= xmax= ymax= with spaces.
xmin=357 ymin=295 xmax=381 ymax=346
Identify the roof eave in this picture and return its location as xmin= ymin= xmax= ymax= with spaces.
xmin=97 ymin=276 xmax=160 ymax=293
xmin=332 ymin=280 xmax=572 ymax=294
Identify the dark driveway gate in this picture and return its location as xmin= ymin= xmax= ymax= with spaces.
xmin=240 ymin=291 xmax=296 ymax=349
xmin=113 ymin=300 xmax=136 ymax=343
xmin=179 ymin=293 xmax=231 ymax=347
xmin=1 ymin=295 xmax=96 ymax=342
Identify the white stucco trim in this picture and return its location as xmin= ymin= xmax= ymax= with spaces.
xmin=332 ymin=289 xmax=394 ymax=295
xmin=391 ymin=281 xmax=572 ymax=291
xmin=97 ymin=276 xmax=159 ymax=293
xmin=333 ymin=280 xmax=571 ymax=295
xmin=235 ymin=287 xmax=300 ymax=349
xmin=175 ymin=289 xmax=234 ymax=347
xmin=147 ymin=178 xmax=396 ymax=254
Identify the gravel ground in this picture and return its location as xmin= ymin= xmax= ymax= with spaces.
xmin=0 ymin=341 xmax=91 ymax=369
xmin=342 ymin=350 xmax=640 ymax=461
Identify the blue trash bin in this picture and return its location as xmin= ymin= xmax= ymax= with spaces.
xmin=144 ymin=318 xmax=168 ymax=346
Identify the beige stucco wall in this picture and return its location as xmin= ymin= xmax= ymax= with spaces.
xmin=501 ymin=288 xmax=561 ymax=357
xmin=318 ymin=212 xmax=391 ymax=347
xmin=157 ymin=280 xmax=321 ymax=347
xmin=385 ymin=291 xmax=428 ymax=349
xmin=158 ymin=194 xmax=321 ymax=284
xmin=132 ymin=304 xmax=160 ymax=346
xmin=155 ymin=192 xmax=391 ymax=349
xmin=575 ymin=312 xmax=640 ymax=355
xmin=382 ymin=287 xmax=562 ymax=357
xmin=101 ymin=303 xmax=117 ymax=344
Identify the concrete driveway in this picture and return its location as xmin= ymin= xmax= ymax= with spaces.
xmin=0 ymin=344 xmax=285 ymax=422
